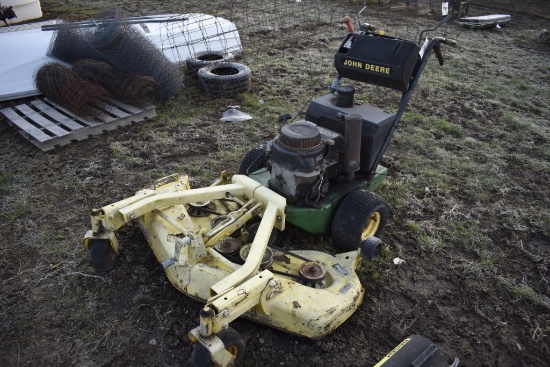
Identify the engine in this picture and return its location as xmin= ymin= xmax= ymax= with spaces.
xmin=267 ymin=86 xmax=396 ymax=205
xmin=268 ymin=121 xmax=343 ymax=204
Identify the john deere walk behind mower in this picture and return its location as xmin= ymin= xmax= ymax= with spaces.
xmin=239 ymin=13 xmax=456 ymax=252
xmin=84 ymin=10 xmax=456 ymax=367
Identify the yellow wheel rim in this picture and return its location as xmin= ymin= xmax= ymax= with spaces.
xmin=361 ymin=212 xmax=381 ymax=240
xmin=227 ymin=345 xmax=239 ymax=358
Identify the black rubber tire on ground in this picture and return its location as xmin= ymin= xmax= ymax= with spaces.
xmin=238 ymin=145 xmax=267 ymax=175
xmin=331 ymin=189 xmax=389 ymax=252
xmin=191 ymin=327 xmax=246 ymax=367
xmin=89 ymin=239 xmax=117 ymax=272
xmin=186 ymin=50 xmax=234 ymax=76
xmin=197 ymin=62 xmax=251 ymax=98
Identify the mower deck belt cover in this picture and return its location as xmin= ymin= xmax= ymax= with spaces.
xmin=335 ymin=33 xmax=420 ymax=91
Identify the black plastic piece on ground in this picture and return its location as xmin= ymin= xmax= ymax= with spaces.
xmin=278 ymin=114 xmax=292 ymax=124
xmin=375 ymin=335 xmax=451 ymax=367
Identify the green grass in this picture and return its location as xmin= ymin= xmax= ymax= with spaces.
xmin=5 ymin=200 xmax=30 ymax=220
xmin=379 ymin=48 xmax=550 ymax=289
xmin=497 ymin=276 xmax=550 ymax=309
xmin=0 ymin=173 xmax=14 ymax=194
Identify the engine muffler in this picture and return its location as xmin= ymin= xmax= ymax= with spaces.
xmin=343 ymin=113 xmax=363 ymax=180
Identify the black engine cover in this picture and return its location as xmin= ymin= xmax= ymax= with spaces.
xmin=305 ymin=93 xmax=395 ymax=175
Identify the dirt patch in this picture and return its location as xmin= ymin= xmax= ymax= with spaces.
xmin=1 ymin=0 xmax=549 ymax=366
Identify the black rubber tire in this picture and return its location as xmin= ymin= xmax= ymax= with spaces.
xmin=186 ymin=50 xmax=234 ymax=76
xmin=191 ymin=327 xmax=246 ymax=367
xmin=197 ymin=62 xmax=251 ymax=98
xmin=331 ymin=189 xmax=389 ymax=251
xmin=238 ymin=145 xmax=267 ymax=175
xmin=361 ymin=237 xmax=383 ymax=261
xmin=89 ymin=239 xmax=117 ymax=272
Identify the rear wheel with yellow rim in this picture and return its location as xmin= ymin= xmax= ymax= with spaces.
xmin=331 ymin=189 xmax=389 ymax=252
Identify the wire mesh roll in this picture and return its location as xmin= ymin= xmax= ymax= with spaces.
xmin=47 ymin=9 xmax=183 ymax=102
xmin=33 ymin=62 xmax=111 ymax=120
xmin=89 ymin=18 xmax=183 ymax=102
xmin=72 ymin=59 xmax=162 ymax=106
xmin=47 ymin=26 xmax=111 ymax=65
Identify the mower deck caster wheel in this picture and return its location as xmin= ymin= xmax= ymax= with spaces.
xmin=191 ymin=327 xmax=246 ymax=367
xmin=89 ymin=239 xmax=117 ymax=273
xmin=331 ymin=189 xmax=389 ymax=251
xmin=361 ymin=237 xmax=382 ymax=261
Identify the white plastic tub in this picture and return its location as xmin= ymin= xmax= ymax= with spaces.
xmin=1 ymin=0 xmax=42 ymax=26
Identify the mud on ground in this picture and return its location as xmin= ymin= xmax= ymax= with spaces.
xmin=1 ymin=0 xmax=549 ymax=366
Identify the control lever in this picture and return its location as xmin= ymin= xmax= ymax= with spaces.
xmin=343 ymin=16 xmax=354 ymax=33
xmin=433 ymin=37 xmax=457 ymax=65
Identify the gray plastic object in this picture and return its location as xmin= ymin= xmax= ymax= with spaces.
xmin=220 ymin=107 xmax=252 ymax=122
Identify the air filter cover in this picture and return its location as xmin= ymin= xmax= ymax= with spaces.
xmin=278 ymin=121 xmax=322 ymax=151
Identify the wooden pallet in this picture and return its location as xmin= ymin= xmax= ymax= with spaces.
xmin=0 ymin=98 xmax=156 ymax=152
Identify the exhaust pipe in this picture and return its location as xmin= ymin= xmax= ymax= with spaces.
xmin=343 ymin=113 xmax=362 ymax=180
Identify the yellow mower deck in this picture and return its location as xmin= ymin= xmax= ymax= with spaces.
xmin=84 ymin=172 xmax=367 ymax=365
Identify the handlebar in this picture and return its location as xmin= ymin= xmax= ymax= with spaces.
xmin=341 ymin=11 xmax=456 ymax=67
xmin=366 ymin=36 xmax=456 ymax=180
xmin=434 ymin=37 xmax=457 ymax=65
xmin=420 ymin=37 xmax=457 ymax=66
xmin=418 ymin=14 xmax=452 ymax=43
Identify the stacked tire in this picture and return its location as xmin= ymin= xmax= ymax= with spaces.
xmin=186 ymin=50 xmax=234 ymax=75
xmin=186 ymin=51 xmax=251 ymax=98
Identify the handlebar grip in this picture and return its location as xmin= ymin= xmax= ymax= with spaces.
xmin=441 ymin=38 xmax=457 ymax=46
xmin=434 ymin=43 xmax=444 ymax=66
xmin=432 ymin=37 xmax=457 ymax=47
xmin=343 ymin=16 xmax=354 ymax=33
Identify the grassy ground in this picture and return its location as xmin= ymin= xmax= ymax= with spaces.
xmin=1 ymin=0 xmax=549 ymax=366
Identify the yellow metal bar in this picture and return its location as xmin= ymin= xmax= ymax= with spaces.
xmin=203 ymin=202 xmax=262 ymax=247
xmin=210 ymin=202 xmax=278 ymax=296
xmin=209 ymin=270 xmax=273 ymax=328
xmin=152 ymin=209 xmax=193 ymax=236
xmin=251 ymin=184 xmax=286 ymax=231
xmin=90 ymin=189 xmax=157 ymax=232
xmin=231 ymin=175 xmax=286 ymax=231
xmin=116 ymin=184 xmax=245 ymax=224
xmin=102 ymin=189 xmax=157 ymax=212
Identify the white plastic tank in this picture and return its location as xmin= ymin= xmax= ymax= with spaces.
xmin=1 ymin=0 xmax=42 ymax=26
